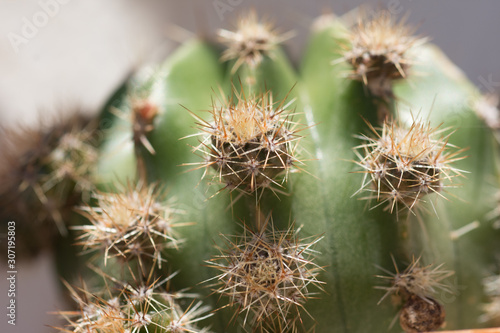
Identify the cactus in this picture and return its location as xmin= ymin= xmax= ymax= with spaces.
xmin=2 ymin=8 xmax=500 ymax=333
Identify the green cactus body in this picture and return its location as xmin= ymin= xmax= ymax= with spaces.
xmin=4 ymin=10 xmax=496 ymax=333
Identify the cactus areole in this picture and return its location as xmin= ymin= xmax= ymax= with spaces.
xmin=2 ymin=9 xmax=499 ymax=333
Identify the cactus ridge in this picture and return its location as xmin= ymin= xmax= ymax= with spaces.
xmin=187 ymin=84 xmax=306 ymax=197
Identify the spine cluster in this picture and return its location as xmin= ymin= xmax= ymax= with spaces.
xmin=55 ymin=268 xmax=211 ymax=333
xmin=339 ymin=10 xmax=425 ymax=100
xmin=481 ymin=275 xmax=500 ymax=325
xmin=207 ymin=222 xmax=323 ymax=331
xmin=353 ymin=117 xmax=465 ymax=217
xmin=74 ymin=182 xmax=184 ymax=270
xmin=190 ymin=85 xmax=304 ymax=196
xmin=218 ymin=10 xmax=292 ymax=74
xmin=376 ymin=257 xmax=454 ymax=332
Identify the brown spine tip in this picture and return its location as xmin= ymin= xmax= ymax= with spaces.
xmin=131 ymin=98 xmax=158 ymax=156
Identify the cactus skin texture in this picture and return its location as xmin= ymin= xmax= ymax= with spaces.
xmin=2 ymin=8 xmax=499 ymax=333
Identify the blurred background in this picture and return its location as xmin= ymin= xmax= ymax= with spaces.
xmin=1 ymin=0 xmax=500 ymax=332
